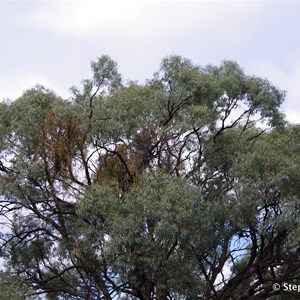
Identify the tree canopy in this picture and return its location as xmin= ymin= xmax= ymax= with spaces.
xmin=0 ymin=55 xmax=299 ymax=299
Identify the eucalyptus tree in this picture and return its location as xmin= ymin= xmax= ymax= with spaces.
xmin=0 ymin=55 xmax=298 ymax=299
xmin=0 ymin=272 xmax=33 ymax=300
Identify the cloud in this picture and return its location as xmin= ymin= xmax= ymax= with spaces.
xmin=25 ymin=1 xmax=142 ymax=38
xmin=0 ymin=72 xmax=69 ymax=101
xmin=25 ymin=1 xmax=262 ymax=42
xmin=22 ymin=1 xmax=264 ymax=82
xmin=249 ymin=59 xmax=300 ymax=124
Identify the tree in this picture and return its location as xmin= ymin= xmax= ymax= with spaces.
xmin=0 ymin=54 xmax=299 ymax=299
xmin=0 ymin=271 xmax=33 ymax=299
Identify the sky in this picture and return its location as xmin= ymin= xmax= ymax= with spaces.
xmin=1 ymin=0 xmax=300 ymax=123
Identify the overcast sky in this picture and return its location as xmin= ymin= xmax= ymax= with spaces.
xmin=1 ymin=0 xmax=300 ymax=123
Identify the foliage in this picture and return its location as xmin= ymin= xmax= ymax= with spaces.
xmin=0 ymin=54 xmax=299 ymax=299
xmin=0 ymin=271 xmax=33 ymax=299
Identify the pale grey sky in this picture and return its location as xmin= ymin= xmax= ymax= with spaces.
xmin=1 ymin=0 xmax=300 ymax=123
